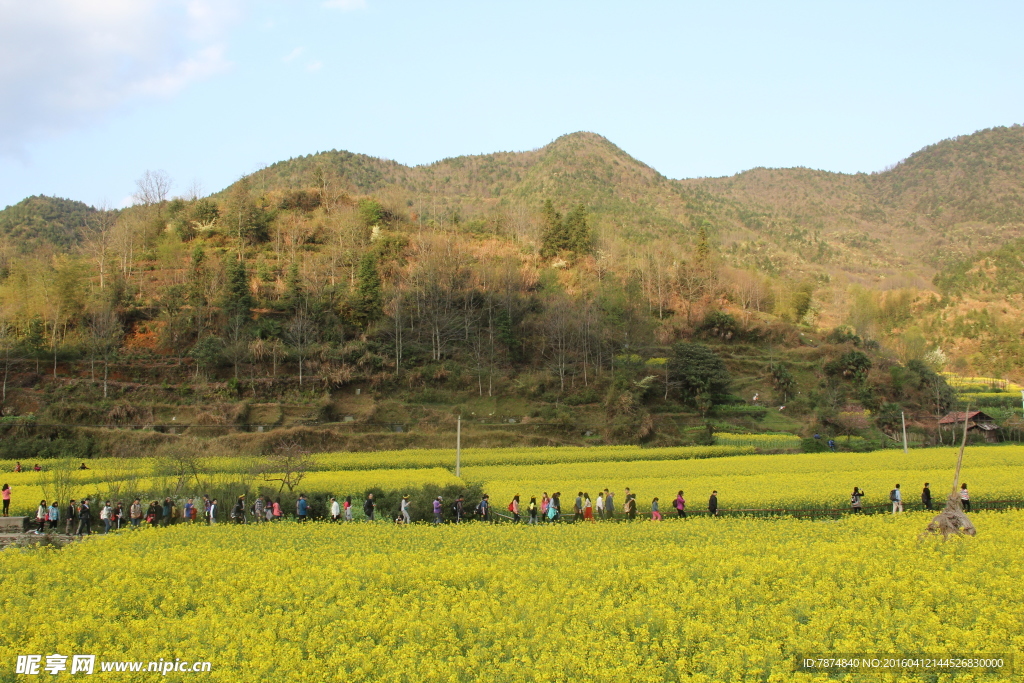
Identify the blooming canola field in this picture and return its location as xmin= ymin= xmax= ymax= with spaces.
xmin=2 ymin=514 xmax=1022 ymax=682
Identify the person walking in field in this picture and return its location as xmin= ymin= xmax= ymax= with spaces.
xmin=2 ymin=483 xmax=10 ymax=516
xmin=130 ymin=499 xmax=142 ymax=528
xmin=623 ymin=494 xmax=637 ymax=521
xmin=100 ymin=501 xmax=112 ymax=534
xmin=273 ymin=498 xmax=283 ymax=521
xmin=573 ymin=492 xmax=584 ymax=522
xmin=850 ymin=487 xmax=864 ymax=513
xmin=232 ymin=496 xmax=246 ymax=524
xmin=254 ymin=496 xmax=266 ymax=523
xmin=674 ymin=491 xmax=686 ymax=519
xmin=400 ymin=495 xmax=411 ymax=524
xmin=453 ymin=495 xmax=464 ymax=523
xmin=540 ymin=493 xmax=549 ymax=520
xmin=35 ymin=499 xmax=47 ymax=533
xmin=651 ymin=497 xmax=662 ymax=521
xmin=510 ymin=495 xmax=521 ymax=523
xmin=583 ymin=493 xmax=593 ymax=521
xmin=433 ymin=496 xmax=443 ymax=524
xmin=477 ymin=494 xmax=491 ymax=522
xmin=605 ymin=490 xmax=615 ymax=520
xmin=890 ymin=484 xmax=903 ymax=513
xmin=595 ymin=491 xmax=605 ymax=519
xmin=708 ymin=491 xmax=719 ymax=517
xmin=183 ymin=498 xmax=194 ymax=523
xmin=330 ymin=497 xmax=341 ymax=522
xmin=960 ymin=483 xmax=970 ymax=512
xmin=65 ymin=499 xmax=78 ymax=535
xmin=550 ymin=492 xmax=561 ymax=522
xmin=48 ymin=501 xmax=59 ymax=530
xmin=527 ymin=496 xmax=538 ymax=524
xmin=294 ymin=494 xmax=307 ymax=522
xmin=163 ymin=498 xmax=174 ymax=526
xmin=77 ymin=499 xmax=92 ymax=535
xmin=921 ymin=483 xmax=932 ymax=511
xmin=363 ymin=493 xmax=376 ymax=521
xmin=343 ymin=496 xmax=352 ymax=521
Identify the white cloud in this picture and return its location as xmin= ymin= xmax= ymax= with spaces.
xmin=0 ymin=0 xmax=239 ymax=155
xmin=306 ymin=61 xmax=324 ymax=72
xmin=322 ymin=0 xmax=367 ymax=10
xmin=283 ymin=47 xmax=305 ymax=62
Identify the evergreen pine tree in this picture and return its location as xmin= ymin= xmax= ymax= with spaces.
xmin=540 ymin=199 xmax=564 ymax=258
xmin=564 ymin=204 xmax=592 ymax=255
xmin=222 ymin=256 xmax=253 ymax=320
xmin=283 ymin=262 xmax=303 ymax=313
xmin=352 ymin=252 xmax=382 ymax=325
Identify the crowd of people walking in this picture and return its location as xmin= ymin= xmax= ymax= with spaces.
xmin=850 ymin=482 xmax=971 ymax=513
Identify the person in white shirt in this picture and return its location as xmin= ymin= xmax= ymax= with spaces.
xmin=891 ymin=484 xmax=903 ymax=513
xmin=400 ymin=495 xmax=411 ymax=524
xmin=595 ymin=492 xmax=605 ymax=520
xmin=100 ymin=501 xmax=112 ymax=534
xmin=330 ymin=497 xmax=341 ymax=522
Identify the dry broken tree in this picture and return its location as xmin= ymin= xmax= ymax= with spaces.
xmin=922 ymin=407 xmax=977 ymax=539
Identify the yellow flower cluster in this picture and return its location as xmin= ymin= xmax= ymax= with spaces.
xmin=312 ymin=443 xmax=752 ymax=470
xmin=1 ymin=513 xmax=1021 ymax=682
xmin=714 ymin=432 xmax=802 ymax=451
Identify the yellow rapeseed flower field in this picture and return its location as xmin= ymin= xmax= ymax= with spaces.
xmin=1 ymin=513 xmax=1021 ymax=682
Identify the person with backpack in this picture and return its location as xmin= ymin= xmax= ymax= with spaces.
xmin=624 ymin=494 xmax=637 ymax=521
xmin=890 ymin=484 xmax=903 ymax=513
xmin=850 ymin=487 xmax=864 ymax=513
xmin=527 ymin=496 xmax=538 ymax=524
xmin=363 ymin=493 xmax=375 ymax=521
xmin=674 ymin=491 xmax=686 ymax=519
xmin=477 ymin=494 xmax=491 ymax=522
xmin=509 ymin=495 xmax=520 ymax=523
xmin=922 ymin=483 xmax=932 ymax=511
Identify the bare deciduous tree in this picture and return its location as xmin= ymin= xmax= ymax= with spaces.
xmin=134 ymin=170 xmax=172 ymax=206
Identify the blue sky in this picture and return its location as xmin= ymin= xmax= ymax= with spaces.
xmin=1 ymin=0 xmax=1021 ymax=209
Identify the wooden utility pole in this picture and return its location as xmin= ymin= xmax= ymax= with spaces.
xmin=901 ymin=411 xmax=908 ymax=454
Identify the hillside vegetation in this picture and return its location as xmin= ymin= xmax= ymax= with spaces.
xmin=1 ymin=125 xmax=1023 ymax=457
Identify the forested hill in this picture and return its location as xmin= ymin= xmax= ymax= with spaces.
xmin=1 ymin=125 xmax=1024 ymax=455
xmin=236 ymin=125 xmax=1024 ymax=283
xmin=0 ymin=195 xmax=100 ymax=252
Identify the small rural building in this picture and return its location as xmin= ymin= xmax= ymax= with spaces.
xmin=938 ymin=410 xmax=1001 ymax=443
